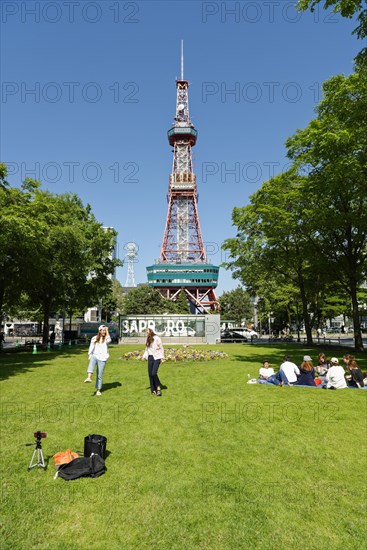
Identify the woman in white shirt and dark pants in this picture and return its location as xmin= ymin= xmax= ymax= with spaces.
xmin=84 ymin=325 xmax=111 ymax=396
xmin=143 ymin=328 xmax=164 ymax=396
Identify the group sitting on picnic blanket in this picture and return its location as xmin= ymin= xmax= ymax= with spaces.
xmin=256 ymin=353 xmax=366 ymax=389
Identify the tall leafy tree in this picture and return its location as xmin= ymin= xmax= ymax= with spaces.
xmin=1 ymin=178 xmax=120 ymax=344
xmin=0 ymin=179 xmax=39 ymax=321
xmin=224 ymin=69 xmax=366 ymax=350
xmin=222 ymin=171 xmax=328 ymax=344
xmin=286 ymin=69 xmax=367 ymax=350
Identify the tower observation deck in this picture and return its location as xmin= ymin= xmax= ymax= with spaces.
xmin=147 ymin=45 xmax=219 ymax=312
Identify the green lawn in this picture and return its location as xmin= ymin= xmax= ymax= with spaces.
xmin=1 ymin=344 xmax=366 ymax=549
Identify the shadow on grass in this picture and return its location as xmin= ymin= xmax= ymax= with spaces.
xmin=145 ymin=384 xmax=168 ymax=390
xmin=100 ymin=381 xmax=122 ymax=393
xmin=0 ymin=346 xmax=87 ymax=381
xmin=232 ymin=344 xmax=301 ymax=365
xmin=233 ymin=344 xmax=367 ymax=370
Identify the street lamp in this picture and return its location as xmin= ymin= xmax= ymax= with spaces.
xmin=294 ymin=299 xmax=301 ymax=342
xmin=268 ymin=311 xmax=273 ymax=338
xmin=250 ymin=296 xmax=259 ymax=330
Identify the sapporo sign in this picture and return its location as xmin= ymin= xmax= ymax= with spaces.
xmin=120 ymin=317 xmax=203 ymax=337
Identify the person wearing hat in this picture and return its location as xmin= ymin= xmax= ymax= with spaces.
xmin=325 ymin=357 xmax=347 ymax=389
xmin=84 ymin=325 xmax=111 ymax=395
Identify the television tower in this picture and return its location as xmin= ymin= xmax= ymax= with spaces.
xmin=147 ymin=42 xmax=219 ymax=312
xmin=124 ymin=242 xmax=138 ymax=287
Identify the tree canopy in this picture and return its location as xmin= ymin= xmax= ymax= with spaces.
xmin=218 ymin=287 xmax=253 ymax=325
xmin=297 ymin=0 xmax=367 ymax=65
xmin=287 ymin=70 xmax=367 ymax=349
xmin=223 ymin=68 xmax=367 ymax=350
xmin=0 ymin=173 xmax=120 ymax=343
xmin=122 ymin=286 xmax=191 ymax=315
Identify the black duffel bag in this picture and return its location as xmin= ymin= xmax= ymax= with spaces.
xmin=57 ymin=454 xmax=106 ymax=480
xmin=84 ymin=434 xmax=107 ymax=459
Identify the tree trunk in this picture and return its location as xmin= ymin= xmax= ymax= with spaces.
xmin=42 ymin=302 xmax=51 ymax=346
xmin=298 ymin=268 xmax=313 ymax=345
xmin=350 ymin=277 xmax=364 ymax=351
xmin=0 ymin=284 xmax=5 ymax=328
xmin=345 ymin=225 xmax=364 ymax=351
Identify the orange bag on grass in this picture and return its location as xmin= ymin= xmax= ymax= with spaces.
xmin=53 ymin=449 xmax=79 ymax=467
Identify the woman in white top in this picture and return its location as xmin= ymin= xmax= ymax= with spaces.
xmin=143 ymin=328 xmax=164 ymax=396
xmin=258 ymin=360 xmax=275 ymax=384
xmin=84 ymin=325 xmax=111 ymax=395
xmin=325 ymin=357 xmax=347 ymax=389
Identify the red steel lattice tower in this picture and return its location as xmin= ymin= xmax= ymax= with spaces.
xmin=147 ymin=44 xmax=219 ymax=312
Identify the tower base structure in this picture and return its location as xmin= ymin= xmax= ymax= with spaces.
xmin=147 ymin=262 xmax=219 ymax=313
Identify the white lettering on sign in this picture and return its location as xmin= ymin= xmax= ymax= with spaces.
xmin=120 ymin=319 xmax=196 ymax=336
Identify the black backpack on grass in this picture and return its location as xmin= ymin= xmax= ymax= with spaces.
xmin=57 ymin=454 xmax=106 ymax=480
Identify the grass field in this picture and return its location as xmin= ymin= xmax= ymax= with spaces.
xmin=1 ymin=343 xmax=366 ymax=549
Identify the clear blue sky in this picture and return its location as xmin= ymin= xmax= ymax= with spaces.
xmin=1 ymin=1 xmax=359 ymax=294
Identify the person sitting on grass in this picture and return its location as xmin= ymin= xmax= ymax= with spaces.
xmin=296 ymin=355 xmax=316 ymax=386
xmin=258 ymin=360 xmax=275 ymax=384
xmin=342 ymin=354 xmax=354 ymax=367
xmin=315 ymin=352 xmax=330 ymax=376
xmin=324 ymin=357 xmax=347 ymax=389
xmin=278 ymin=355 xmax=300 ymax=386
xmin=343 ymin=358 xmax=364 ymax=388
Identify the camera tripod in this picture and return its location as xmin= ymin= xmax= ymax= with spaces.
xmin=26 ymin=438 xmax=45 ymax=470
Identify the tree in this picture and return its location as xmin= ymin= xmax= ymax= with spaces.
xmin=222 ymin=170 xmax=330 ymax=345
xmin=0 ymin=177 xmax=120 ymax=344
xmin=218 ymin=287 xmax=253 ymax=325
xmin=297 ymin=0 xmax=367 ymax=65
xmin=0 ymin=179 xmax=40 ymax=322
xmin=224 ymin=67 xmax=367 ymax=350
xmin=174 ymin=289 xmax=190 ymax=314
xmin=101 ymin=279 xmax=126 ymax=321
xmin=0 ymin=163 xmax=9 ymax=190
xmin=122 ymin=285 xmax=177 ymax=315
xmin=286 ymin=70 xmax=367 ymax=350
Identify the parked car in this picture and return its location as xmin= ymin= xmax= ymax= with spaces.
xmin=241 ymin=328 xmax=259 ymax=339
xmin=226 ymin=327 xmax=258 ymax=339
xmin=220 ymin=329 xmax=248 ymax=343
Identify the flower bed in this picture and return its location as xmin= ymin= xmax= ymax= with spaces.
xmin=120 ymin=347 xmax=228 ymax=362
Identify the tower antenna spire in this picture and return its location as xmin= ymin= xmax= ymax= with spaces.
xmin=181 ymin=39 xmax=184 ymax=81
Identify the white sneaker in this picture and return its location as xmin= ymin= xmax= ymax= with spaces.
xmin=84 ymin=378 xmax=92 ymax=383
xmin=96 ymin=390 xmax=102 ymax=396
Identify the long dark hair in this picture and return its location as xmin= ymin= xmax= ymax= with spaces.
xmin=348 ymin=359 xmax=359 ymax=370
xmin=146 ymin=328 xmax=155 ymax=347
